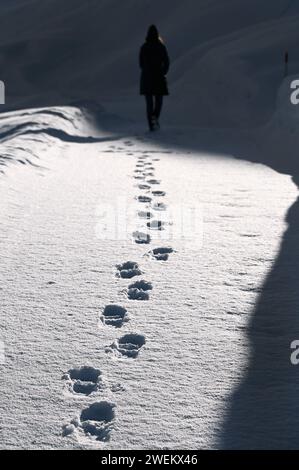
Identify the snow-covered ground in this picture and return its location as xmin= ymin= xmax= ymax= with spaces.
xmin=0 ymin=105 xmax=298 ymax=449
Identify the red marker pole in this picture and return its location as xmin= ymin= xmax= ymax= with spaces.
xmin=285 ymin=51 xmax=289 ymax=77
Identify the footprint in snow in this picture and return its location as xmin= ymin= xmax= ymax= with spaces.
xmin=138 ymin=210 xmax=153 ymax=220
xmin=137 ymin=155 xmax=149 ymax=160
xmin=100 ymin=305 xmax=129 ymax=328
xmin=107 ymin=334 xmax=146 ymax=359
xmin=152 ymin=190 xmax=166 ymax=197
xmin=127 ymin=280 xmax=153 ymax=301
xmin=150 ymin=247 xmax=174 ymax=261
xmin=62 ymin=401 xmax=116 ymax=442
xmin=138 ymin=184 xmax=151 ymax=191
xmin=62 ymin=366 xmax=103 ymax=396
xmin=116 ymin=261 xmax=142 ymax=279
xmin=147 ymin=179 xmax=160 ymax=185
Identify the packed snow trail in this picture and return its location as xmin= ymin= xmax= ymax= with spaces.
xmin=0 ymin=123 xmax=298 ymax=449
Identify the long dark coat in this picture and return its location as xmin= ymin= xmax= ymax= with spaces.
xmin=139 ymin=40 xmax=170 ymax=96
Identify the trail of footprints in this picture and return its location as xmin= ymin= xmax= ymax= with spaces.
xmin=62 ymin=140 xmax=175 ymax=445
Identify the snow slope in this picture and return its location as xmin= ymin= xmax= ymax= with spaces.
xmin=1 ymin=0 xmax=299 ymax=451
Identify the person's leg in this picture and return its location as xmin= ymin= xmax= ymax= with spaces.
xmin=145 ymin=95 xmax=154 ymax=130
xmin=154 ymin=95 xmax=163 ymax=120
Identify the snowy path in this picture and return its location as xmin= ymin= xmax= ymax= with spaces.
xmin=0 ymin=129 xmax=297 ymax=449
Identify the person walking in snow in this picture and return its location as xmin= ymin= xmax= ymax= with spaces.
xmin=139 ymin=25 xmax=170 ymax=131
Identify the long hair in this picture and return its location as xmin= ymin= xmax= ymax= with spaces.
xmin=146 ymin=24 xmax=163 ymax=44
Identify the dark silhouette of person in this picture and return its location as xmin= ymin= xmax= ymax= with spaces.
xmin=139 ymin=25 xmax=170 ymax=131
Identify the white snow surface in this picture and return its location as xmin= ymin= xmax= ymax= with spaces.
xmin=0 ymin=104 xmax=298 ymax=449
xmin=1 ymin=0 xmax=299 ymax=127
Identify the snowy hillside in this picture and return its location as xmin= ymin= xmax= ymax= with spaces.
xmin=0 ymin=0 xmax=299 ymax=127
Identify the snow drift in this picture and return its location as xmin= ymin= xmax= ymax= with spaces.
xmin=2 ymin=1 xmax=299 ymax=451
